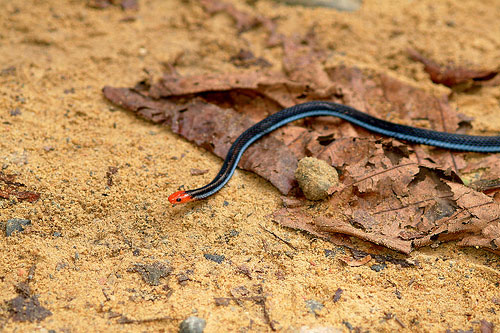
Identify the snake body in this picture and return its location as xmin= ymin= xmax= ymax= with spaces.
xmin=168 ymin=101 xmax=500 ymax=204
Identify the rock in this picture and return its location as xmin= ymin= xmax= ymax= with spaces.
xmin=5 ymin=218 xmax=31 ymax=236
xmin=295 ymin=157 xmax=339 ymax=201
xmin=179 ymin=316 xmax=206 ymax=333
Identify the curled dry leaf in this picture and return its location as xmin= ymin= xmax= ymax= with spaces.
xmin=408 ymin=48 xmax=499 ymax=87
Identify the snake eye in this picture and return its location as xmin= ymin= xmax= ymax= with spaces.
xmin=176 ymin=198 xmax=181 ymax=202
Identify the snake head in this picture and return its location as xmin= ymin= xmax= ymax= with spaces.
xmin=168 ymin=191 xmax=195 ymax=205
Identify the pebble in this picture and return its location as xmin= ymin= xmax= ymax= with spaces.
xmin=10 ymin=108 xmax=21 ymax=116
xmin=305 ymin=299 xmax=324 ymax=315
xmin=179 ymin=316 xmax=206 ymax=333
xmin=370 ymin=263 xmax=387 ymax=272
xmin=5 ymin=218 xmax=31 ymax=236
xmin=295 ymin=157 xmax=339 ymax=201
xmin=324 ymin=249 xmax=336 ymax=258
xmin=203 ymin=253 xmax=225 ymax=264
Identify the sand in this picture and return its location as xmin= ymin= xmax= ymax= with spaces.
xmin=0 ymin=0 xmax=499 ymax=332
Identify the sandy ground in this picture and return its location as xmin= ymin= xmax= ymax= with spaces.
xmin=1 ymin=0 xmax=499 ymax=332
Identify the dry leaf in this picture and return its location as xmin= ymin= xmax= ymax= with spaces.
xmin=408 ymin=48 xmax=499 ymax=87
xmin=340 ymin=254 xmax=372 ymax=266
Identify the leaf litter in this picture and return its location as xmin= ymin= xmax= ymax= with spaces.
xmin=103 ymin=3 xmax=500 ymax=256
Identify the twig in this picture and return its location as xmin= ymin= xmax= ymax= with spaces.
xmin=259 ymin=225 xmax=297 ymax=251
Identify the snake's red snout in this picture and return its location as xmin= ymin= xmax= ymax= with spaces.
xmin=168 ymin=191 xmax=195 ymax=205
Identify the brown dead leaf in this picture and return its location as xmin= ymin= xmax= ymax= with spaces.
xmin=271 ymin=207 xmax=352 ymax=248
xmin=0 ymin=189 xmax=40 ymax=202
xmin=0 ymin=172 xmax=40 ymax=203
xmin=315 ymin=215 xmax=413 ymax=254
xmin=408 ymin=48 xmax=499 ymax=87
xmin=340 ymin=254 xmax=372 ymax=266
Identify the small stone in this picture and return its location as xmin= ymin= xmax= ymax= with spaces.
xmin=1 ymin=66 xmax=16 ymax=76
xmin=55 ymin=262 xmax=67 ymax=271
xmin=204 ymin=253 xmax=225 ymax=264
xmin=295 ymin=157 xmax=339 ymax=200
xmin=370 ymin=263 xmax=387 ymax=272
xmin=324 ymin=249 xmax=336 ymax=258
xmin=179 ymin=316 xmax=206 ymax=333
xmin=305 ymin=299 xmax=324 ymax=315
xmin=10 ymin=108 xmax=21 ymax=116
xmin=5 ymin=218 xmax=31 ymax=236
xmin=343 ymin=321 xmax=353 ymax=330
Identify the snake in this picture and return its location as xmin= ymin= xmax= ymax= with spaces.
xmin=168 ymin=101 xmax=500 ymax=204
